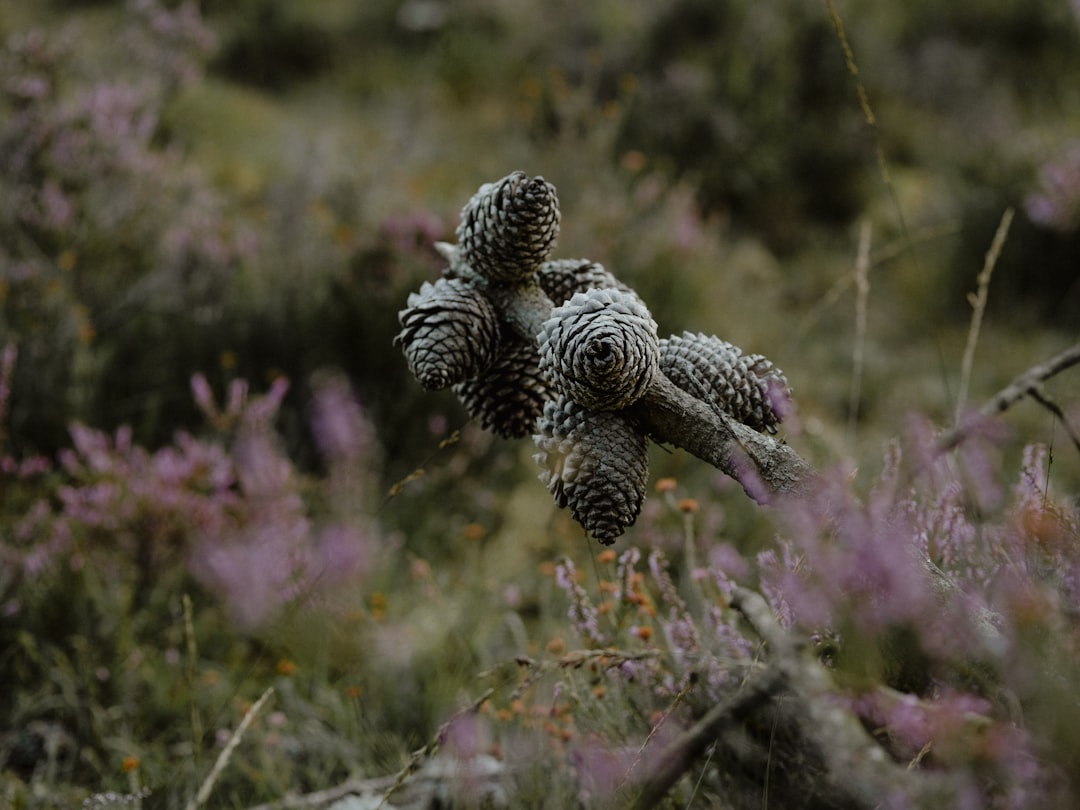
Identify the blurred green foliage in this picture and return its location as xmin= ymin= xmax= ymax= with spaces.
xmin=2 ymin=0 xmax=1080 ymax=806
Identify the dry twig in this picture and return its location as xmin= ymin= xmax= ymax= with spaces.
xmin=939 ymin=341 xmax=1080 ymax=453
xmin=955 ymin=207 xmax=1014 ymax=421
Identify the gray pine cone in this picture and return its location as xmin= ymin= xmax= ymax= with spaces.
xmin=659 ymin=331 xmax=790 ymax=434
xmin=456 ymin=171 xmax=560 ymax=283
xmin=537 ymin=287 xmax=660 ymax=411
xmin=536 ymin=259 xmax=632 ymax=305
xmin=395 ymin=277 xmax=500 ymax=390
xmin=454 ymin=335 xmax=552 ymax=439
xmin=533 ymin=395 xmax=649 ymax=544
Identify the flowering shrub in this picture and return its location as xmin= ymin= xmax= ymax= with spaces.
xmin=534 ymin=421 xmax=1080 ymax=808
xmin=2 ymin=2 xmax=1079 ymax=808
xmin=0 ymin=367 xmax=385 ymax=796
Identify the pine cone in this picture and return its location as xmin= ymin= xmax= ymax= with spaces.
xmin=454 ymin=335 xmax=552 ymax=438
xmin=395 ymin=277 xmax=500 ymax=390
xmin=536 ymin=259 xmax=632 ymax=305
xmin=456 ymin=171 xmax=560 ymax=283
xmin=537 ymin=287 xmax=660 ymax=411
xmin=533 ymin=395 xmax=649 ymax=544
xmin=659 ymin=331 xmax=790 ymax=433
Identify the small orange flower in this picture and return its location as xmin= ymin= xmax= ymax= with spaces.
xmin=276 ymin=659 xmax=297 ymax=677
xmin=546 ymin=637 xmax=566 ymax=655
xmin=57 ymin=249 xmax=78 ymax=272
xmin=121 ymin=756 xmax=140 ymax=773
xmin=332 ymin=223 xmax=355 ymax=246
xmin=677 ymin=498 xmax=699 ymax=514
xmin=592 ymin=685 xmax=606 ymax=699
xmin=343 ymin=685 xmax=363 ymax=699
xmin=462 ymin=523 xmax=485 ymax=541
xmin=633 ymin=625 xmax=654 ymax=642
xmin=538 ymin=561 xmax=557 ymax=577
xmin=655 ymin=477 xmax=677 ymax=493
xmin=544 ymin=720 xmax=575 ymax=742
xmin=369 ymin=592 xmax=387 ymax=620
xmin=597 ymin=549 xmax=617 ymax=564
xmin=620 ymin=148 xmax=646 ymax=171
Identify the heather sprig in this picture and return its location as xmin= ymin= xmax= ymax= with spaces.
xmin=553 ymin=557 xmax=608 ymax=648
xmin=1025 ymin=140 xmax=1080 ymax=233
xmin=0 ymin=369 xmax=389 ymax=797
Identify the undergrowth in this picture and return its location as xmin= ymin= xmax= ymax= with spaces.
xmin=2 ymin=1 xmax=1079 ymax=808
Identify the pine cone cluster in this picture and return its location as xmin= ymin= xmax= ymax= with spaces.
xmin=660 ymin=332 xmax=791 ymax=434
xmin=397 ymin=171 xmax=792 ymax=545
xmin=537 ymin=288 xmax=660 ymax=411
xmin=533 ymin=396 xmax=649 ymax=545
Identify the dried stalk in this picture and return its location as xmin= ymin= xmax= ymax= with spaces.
xmin=955 ymin=207 xmax=1013 ymax=421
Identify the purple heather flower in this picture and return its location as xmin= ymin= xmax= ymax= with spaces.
xmin=1025 ymin=141 xmax=1080 ymax=232
xmin=379 ymin=209 xmax=445 ymax=254
xmin=706 ymin=542 xmax=750 ymax=586
xmin=315 ymin=523 xmax=374 ymax=585
xmin=442 ymin=713 xmax=492 ymax=760
xmin=190 ymin=517 xmax=314 ymax=629
xmin=572 ymin=734 xmax=638 ymax=803
xmin=554 ymin=558 xmax=607 ymax=647
xmin=310 ymin=373 xmax=375 ymax=466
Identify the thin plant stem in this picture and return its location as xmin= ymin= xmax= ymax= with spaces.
xmin=793 ymin=222 xmax=958 ymax=343
xmin=848 ymin=221 xmax=872 ymax=445
xmin=183 ymin=594 xmax=203 ymax=768
xmin=955 ymin=207 xmax=1014 ymax=422
xmin=187 ymin=685 xmax=275 ymax=810
xmin=826 ymin=0 xmax=918 ymax=275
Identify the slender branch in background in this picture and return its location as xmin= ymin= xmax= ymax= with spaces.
xmin=1028 ymin=386 xmax=1080 ymax=456
xmin=826 ymin=0 xmax=918 ymax=275
xmin=848 ymin=221 xmax=872 ymax=445
xmin=955 ymin=207 xmax=1013 ymax=421
xmin=793 ymin=222 xmax=959 ymax=343
xmin=939 ymin=342 xmax=1080 ymax=453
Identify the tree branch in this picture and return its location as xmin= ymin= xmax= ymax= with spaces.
xmin=629 ymin=588 xmax=961 ymax=809
xmin=631 ymin=373 xmax=814 ymax=502
xmin=627 ymin=666 xmax=786 ymax=810
xmin=938 ymin=341 xmax=1080 ymax=452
